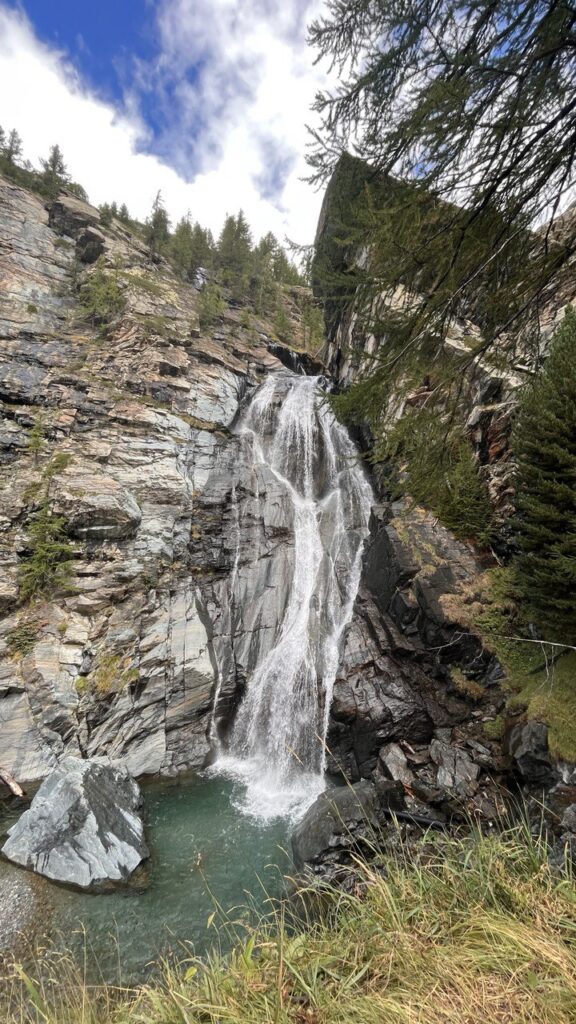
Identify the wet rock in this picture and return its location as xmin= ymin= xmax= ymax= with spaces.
xmin=377 ymin=743 xmax=414 ymax=787
xmin=509 ymin=721 xmax=559 ymax=785
xmin=561 ymin=804 xmax=576 ymax=833
xmin=2 ymin=756 xmax=148 ymax=890
xmin=429 ymin=739 xmax=480 ymax=797
xmin=291 ymin=781 xmax=380 ymax=871
xmin=374 ymin=777 xmax=406 ymax=812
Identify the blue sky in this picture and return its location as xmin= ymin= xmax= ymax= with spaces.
xmin=15 ymin=0 xmax=156 ymax=102
xmin=0 ymin=1 xmax=327 ymax=242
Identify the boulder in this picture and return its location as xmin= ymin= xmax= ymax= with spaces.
xmin=76 ymin=226 xmax=106 ymax=264
xmin=2 ymin=756 xmax=148 ymax=890
xmin=429 ymin=738 xmax=480 ymax=798
xmin=509 ymin=721 xmax=558 ymax=785
xmin=48 ymin=194 xmax=101 ymax=238
xmin=291 ymin=781 xmax=380 ymax=870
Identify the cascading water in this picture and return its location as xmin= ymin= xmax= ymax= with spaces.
xmin=210 ymin=374 xmax=372 ymax=821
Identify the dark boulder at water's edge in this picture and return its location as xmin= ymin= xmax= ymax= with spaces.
xmin=2 ymin=756 xmax=148 ymax=891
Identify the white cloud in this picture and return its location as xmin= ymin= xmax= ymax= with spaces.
xmin=0 ymin=2 xmax=328 ymax=244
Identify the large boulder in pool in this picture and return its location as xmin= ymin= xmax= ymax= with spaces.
xmin=1 ymin=756 xmax=148 ymax=890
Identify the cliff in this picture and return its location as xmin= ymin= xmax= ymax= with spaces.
xmin=0 ymin=176 xmax=301 ymax=784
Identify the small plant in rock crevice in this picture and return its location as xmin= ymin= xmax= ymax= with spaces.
xmin=5 ymin=622 xmax=39 ymax=658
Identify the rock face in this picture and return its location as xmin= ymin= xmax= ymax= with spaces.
xmin=292 ymin=781 xmax=380 ymax=871
xmin=2 ymin=756 xmax=148 ymax=890
xmin=509 ymin=722 xmax=559 ymax=785
xmin=0 ymin=173 xmax=293 ymax=786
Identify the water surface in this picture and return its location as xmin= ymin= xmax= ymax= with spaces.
xmin=0 ymin=773 xmax=291 ymax=983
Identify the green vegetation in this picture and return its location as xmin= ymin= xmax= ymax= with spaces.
xmin=98 ymin=201 xmax=132 ymax=228
xmin=18 ymin=454 xmax=76 ymax=603
xmin=2 ymin=828 xmax=575 ymax=1023
xmin=18 ymin=499 xmax=74 ymax=603
xmin=337 ymin=401 xmax=492 ymax=546
xmin=78 ymin=257 xmax=126 ymax=327
xmin=78 ymin=653 xmax=139 ymax=697
xmin=446 ymin=568 xmax=576 ymax=761
xmin=39 ymin=143 xmax=77 ymax=202
xmin=0 ymin=127 xmax=86 ymax=200
xmin=145 ymin=191 xmax=171 ymax=258
xmin=309 ymin=1 xmax=576 ymax=399
xmin=197 ymin=282 xmax=225 ymax=329
xmin=170 ymin=215 xmax=215 ymax=281
xmin=5 ymin=622 xmax=39 ymax=658
xmin=273 ymin=303 xmax=292 ymax=344
xmin=511 ymin=308 xmax=576 ymax=645
xmin=27 ymin=415 xmax=45 ymax=461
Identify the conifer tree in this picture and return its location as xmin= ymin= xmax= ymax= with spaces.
xmin=19 ymin=500 xmax=74 ymax=601
xmin=40 ymin=144 xmax=70 ymax=200
xmin=217 ymin=211 xmax=252 ymax=296
xmin=5 ymin=129 xmax=22 ymax=164
xmin=512 ymin=308 xmax=576 ymax=643
xmin=189 ymin=223 xmax=214 ymax=276
xmin=145 ymin=191 xmax=171 ymax=258
xmin=171 ymin=216 xmax=194 ymax=279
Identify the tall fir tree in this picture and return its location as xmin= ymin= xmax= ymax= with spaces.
xmin=171 ymin=216 xmax=194 ymax=279
xmin=145 ymin=191 xmax=171 ymax=258
xmin=5 ymin=129 xmax=22 ymax=164
xmin=512 ymin=308 xmax=576 ymax=644
xmin=217 ymin=210 xmax=253 ymax=297
xmin=39 ymin=144 xmax=70 ymax=200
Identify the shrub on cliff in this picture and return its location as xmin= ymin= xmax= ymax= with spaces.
xmin=78 ymin=257 xmax=125 ymax=327
xmin=512 ymin=307 xmax=576 ymax=644
xmin=197 ymin=282 xmax=225 ymax=329
xmin=19 ymin=499 xmax=74 ymax=602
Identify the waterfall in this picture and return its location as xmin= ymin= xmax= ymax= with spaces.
xmin=210 ymin=375 xmax=372 ymax=821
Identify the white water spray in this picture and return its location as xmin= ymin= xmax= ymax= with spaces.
xmin=211 ymin=375 xmax=372 ymax=821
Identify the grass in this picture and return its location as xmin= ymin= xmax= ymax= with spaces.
xmin=1 ymin=827 xmax=575 ymax=1023
xmin=509 ymin=653 xmax=576 ymax=763
xmin=5 ymin=622 xmax=39 ymax=658
xmin=441 ymin=567 xmax=576 ymax=762
xmin=77 ymin=653 xmax=139 ymax=696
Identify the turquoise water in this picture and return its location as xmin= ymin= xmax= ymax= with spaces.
xmin=0 ymin=774 xmax=292 ymax=983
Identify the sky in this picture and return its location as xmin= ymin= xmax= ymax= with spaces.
xmin=0 ymin=0 xmax=329 ymax=245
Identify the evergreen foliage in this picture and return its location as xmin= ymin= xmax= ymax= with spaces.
xmin=39 ymin=144 xmax=70 ymax=200
xmin=170 ymin=217 xmax=215 ymax=281
xmin=145 ymin=191 xmax=171 ymax=257
xmin=19 ymin=499 xmax=74 ymax=602
xmin=197 ymin=282 xmax=225 ymax=329
xmin=381 ymin=407 xmax=493 ymax=545
xmin=217 ymin=210 xmax=253 ymax=298
xmin=511 ymin=308 xmax=576 ymax=643
xmin=78 ymin=257 xmax=125 ymax=327
xmin=309 ymin=2 xmax=576 ymax=410
xmin=27 ymin=415 xmax=45 ymax=462
xmin=273 ymin=303 xmax=292 ymax=343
